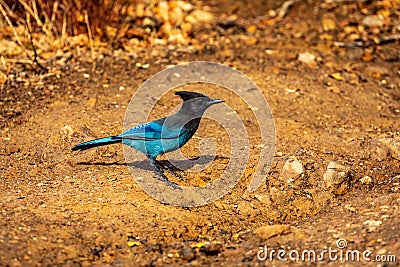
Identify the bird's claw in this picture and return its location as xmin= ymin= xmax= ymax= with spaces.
xmin=154 ymin=172 xmax=182 ymax=190
xmin=166 ymin=180 xmax=182 ymax=190
xmin=165 ymin=168 xmax=185 ymax=181
xmin=155 ymin=162 xmax=186 ymax=181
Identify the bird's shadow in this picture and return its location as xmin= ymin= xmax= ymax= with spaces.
xmin=76 ymin=155 xmax=228 ymax=172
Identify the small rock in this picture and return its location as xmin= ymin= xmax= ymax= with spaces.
xmin=269 ymin=186 xmax=291 ymax=205
xmin=360 ymin=176 xmax=373 ymax=185
xmin=253 ymin=224 xmax=291 ymax=240
xmin=86 ymin=97 xmax=97 ymax=109
xmin=344 ymin=204 xmax=356 ymax=212
xmin=298 ymin=52 xmax=317 ymax=67
xmin=198 ymin=241 xmax=222 ymax=254
xmin=254 ymin=194 xmax=272 ymax=205
xmin=61 ymin=125 xmax=74 ymax=139
xmin=220 ymin=49 xmax=234 ymax=58
xmin=322 ymin=18 xmax=336 ymax=31
xmin=245 ymin=36 xmax=258 ymax=45
xmin=186 ymin=10 xmax=214 ymax=24
xmin=328 ymin=86 xmax=341 ymax=94
xmin=345 ymin=48 xmax=364 ymax=60
xmin=6 ymin=144 xmax=19 ymax=154
xmin=247 ymin=25 xmax=257 ymax=33
xmin=388 ymin=139 xmax=400 ymax=161
xmin=363 ymin=219 xmax=382 ymax=232
xmin=180 ymin=247 xmax=195 ymax=261
xmin=222 ymin=247 xmax=246 ymax=258
xmin=323 ymin=161 xmax=349 ymax=194
xmin=362 ymin=15 xmax=383 ymax=27
xmin=279 ymin=158 xmax=304 ymax=184
xmin=365 ymin=66 xmax=389 ymax=79
xmin=369 ymin=138 xmax=400 ymax=161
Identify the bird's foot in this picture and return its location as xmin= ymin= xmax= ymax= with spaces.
xmin=164 ymin=168 xmax=186 ymax=181
xmin=156 ymin=162 xmax=186 ymax=181
xmin=154 ymin=172 xmax=182 ymax=190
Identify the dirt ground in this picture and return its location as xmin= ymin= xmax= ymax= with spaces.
xmin=1 ymin=0 xmax=400 ymax=266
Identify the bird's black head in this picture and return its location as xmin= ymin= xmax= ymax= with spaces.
xmin=175 ymin=91 xmax=207 ymax=101
xmin=175 ymin=91 xmax=224 ymax=115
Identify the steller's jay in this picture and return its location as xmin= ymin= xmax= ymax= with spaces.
xmin=72 ymin=91 xmax=224 ymax=189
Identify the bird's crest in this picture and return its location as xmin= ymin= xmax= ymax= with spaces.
xmin=175 ymin=91 xmax=207 ymax=101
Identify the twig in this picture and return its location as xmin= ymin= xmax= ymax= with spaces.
xmin=1 ymin=56 xmax=7 ymax=72
xmin=84 ymin=10 xmax=96 ymax=71
xmin=31 ymin=0 xmax=39 ymax=21
xmin=18 ymin=0 xmax=53 ymax=38
xmin=333 ymin=35 xmax=400 ymax=48
xmin=333 ymin=41 xmax=364 ymax=48
xmin=378 ymin=34 xmax=400 ymax=45
xmin=50 ymin=1 xmax=58 ymax=23
xmin=0 ymin=1 xmax=24 ymax=47
xmin=61 ymin=5 xmax=67 ymax=47
xmin=37 ymin=0 xmax=58 ymax=37
xmin=254 ymin=0 xmax=300 ymax=21
xmin=3 ymin=58 xmax=33 ymax=64
xmin=26 ymin=21 xmax=47 ymax=71
xmin=325 ymin=0 xmax=367 ymax=3
xmin=0 ymin=0 xmax=24 ymax=25
xmin=277 ymin=0 xmax=299 ymax=19
xmin=111 ymin=1 xmax=130 ymax=46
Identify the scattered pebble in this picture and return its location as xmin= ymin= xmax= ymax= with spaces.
xmin=253 ymin=224 xmax=291 ymax=240
xmin=344 ymin=204 xmax=356 ymax=212
xmin=321 ymin=18 xmax=336 ymax=31
xmin=362 ymin=15 xmax=383 ymax=27
xmin=86 ymin=98 xmax=97 ymax=109
xmin=186 ymin=9 xmax=214 ymax=24
xmin=323 ymin=161 xmax=349 ymax=194
xmin=196 ymin=241 xmax=223 ymax=254
xmin=5 ymin=144 xmax=19 ymax=154
xmin=360 ymin=176 xmax=373 ymax=185
xmin=180 ymin=247 xmax=195 ymax=261
xmin=298 ymin=52 xmax=317 ymax=67
xmin=61 ymin=125 xmax=74 ymax=139
xmin=369 ymin=138 xmax=400 ymax=161
xmin=363 ymin=219 xmax=382 ymax=232
xmin=279 ymin=158 xmax=304 ymax=184
xmin=328 ymin=86 xmax=341 ymax=94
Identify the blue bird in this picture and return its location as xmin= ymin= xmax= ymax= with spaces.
xmin=72 ymin=91 xmax=224 ymax=189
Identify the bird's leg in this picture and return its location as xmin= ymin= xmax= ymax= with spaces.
xmin=149 ymin=158 xmax=181 ymax=190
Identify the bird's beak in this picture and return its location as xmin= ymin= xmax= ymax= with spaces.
xmin=208 ymin=98 xmax=225 ymax=106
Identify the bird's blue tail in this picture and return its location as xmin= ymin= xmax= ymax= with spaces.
xmin=71 ymin=136 xmax=122 ymax=151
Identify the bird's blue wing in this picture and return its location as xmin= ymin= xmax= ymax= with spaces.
xmin=119 ymin=120 xmax=181 ymax=141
